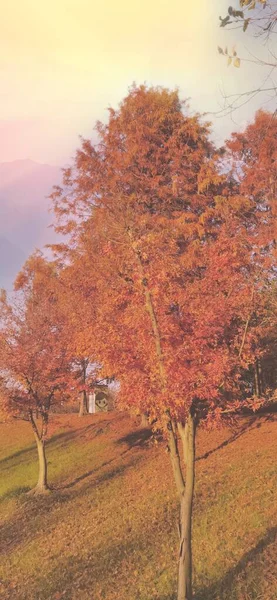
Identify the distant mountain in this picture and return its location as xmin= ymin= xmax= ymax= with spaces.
xmin=0 ymin=159 xmax=61 ymax=290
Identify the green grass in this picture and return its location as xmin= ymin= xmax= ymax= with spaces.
xmin=0 ymin=412 xmax=276 ymax=599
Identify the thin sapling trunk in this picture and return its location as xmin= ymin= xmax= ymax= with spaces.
xmin=177 ymin=421 xmax=189 ymax=466
xmin=79 ymin=390 xmax=88 ymax=417
xmin=177 ymin=412 xmax=196 ymax=600
xmin=34 ymin=435 xmax=48 ymax=493
xmin=29 ymin=410 xmax=50 ymax=494
xmin=140 ymin=412 xmax=149 ymax=427
xmin=167 ymin=419 xmax=185 ymax=497
xmin=79 ymin=362 xmax=88 ymax=416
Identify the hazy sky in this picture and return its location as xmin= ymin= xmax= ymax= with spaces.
xmin=1 ymin=0 xmax=276 ymax=166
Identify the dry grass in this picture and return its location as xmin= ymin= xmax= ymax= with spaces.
xmin=0 ymin=410 xmax=276 ymax=599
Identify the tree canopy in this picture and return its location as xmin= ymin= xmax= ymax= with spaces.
xmin=1 ymin=85 xmax=276 ymax=599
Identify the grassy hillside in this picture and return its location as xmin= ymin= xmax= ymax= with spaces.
xmin=0 ymin=411 xmax=276 ymax=600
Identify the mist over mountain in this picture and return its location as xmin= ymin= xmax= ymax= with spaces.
xmin=0 ymin=159 xmax=61 ymax=290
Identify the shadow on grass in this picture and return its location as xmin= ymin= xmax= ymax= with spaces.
xmin=196 ymin=417 xmax=259 ymax=462
xmin=60 ymin=421 xmax=149 ymax=490
xmin=23 ymin=517 xmax=176 ymax=600
xmin=197 ymin=526 xmax=277 ymax=600
xmin=0 ymin=486 xmax=31 ymax=505
xmin=0 ymin=454 xmax=142 ymax=557
xmin=0 ymin=431 xmax=77 ymax=469
xmin=0 ymin=422 xmax=108 ymax=470
xmin=66 ymin=453 xmax=144 ymax=500
xmin=117 ymin=427 xmax=153 ymax=448
xmin=60 ymin=446 xmax=132 ymax=490
xmin=0 ymin=443 xmax=37 ymax=468
xmin=0 ymin=490 xmax=69 ymax=556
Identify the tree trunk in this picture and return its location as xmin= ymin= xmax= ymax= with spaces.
xmin=254 ymin=359 xmax=263 ymax=396
xmin=84 ymin=389 xmax=88 ymax=412
xmin=257 ymin=359 xmax=264 ymax=395
xmin=28 ymin=410 xmax=50 ymax=494
xmin=140 ymin=412 xmax=149 ymax=427
xmin=34 ymin=435 xmax=49 ymax=493
xmin=254 ymin=361 xmax=259 ymax=396
xmin=27 ymin=433 xmax=49 ymax=495
xmin=168 ymin=419 xmax=185 ymax=497
xmin=79 ymin=390 xmax=88 ymax=417
xmin=177 ymin=421 xmax=189 ymax=466
xmin=177 ymin=412 xmax=196 ymax=600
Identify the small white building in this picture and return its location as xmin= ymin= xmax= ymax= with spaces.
xmin=88 ymin=392 xmax=96 ymax=413
xmin=88 ymin=385 xmax=111 ymax=413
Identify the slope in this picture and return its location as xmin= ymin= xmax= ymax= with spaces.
xmin=0 ymin=411 xmax=276 ymax=600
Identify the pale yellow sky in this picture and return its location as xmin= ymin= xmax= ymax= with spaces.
xmin=1 ymin=0 xmax=276 ymax=164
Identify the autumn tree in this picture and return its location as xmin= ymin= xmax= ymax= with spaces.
xmin=53 ymin=260 xmax=101 ymax=416
xmin=0 ymin=254 xmax=72 ymax=494
xmin=226 ymin=109 xmax=277 ymax=392
xmin=51 ymin=85 xmax=267 ymax=599
xmin=49 ymin=243 xmax=113 ymax=416
xmin=257 ymin=280 xmax=277 ymax=393
xmin=227 ymin=109 xmax=277 ymax=211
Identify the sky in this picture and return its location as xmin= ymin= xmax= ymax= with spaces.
xmin=1 ymin=0 xmax=276 ymax=166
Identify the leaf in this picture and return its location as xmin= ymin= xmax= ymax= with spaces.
xmin=233 ymin=10 xmax=244 ymax=17
xmin=243 ymin=18 xmax=250 ymax=31
xmin=234 ymin=57 xmax=241 ymax=68
xmin=219 ymin=15 xmax=231 ymax=27
xmin=232 ymin=46 xmax=237 ymax=56
xmin=227 ymin=56 xmax=232 ymax=66
xmin=218 ymin=46 xmax=224 ymax=55
xmin=224 ymin=47 xmax=228 ymax=55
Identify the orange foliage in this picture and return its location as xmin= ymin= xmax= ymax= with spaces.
xmin=50 ymin=85 xmax=270 ymax=426
xmin=0 ymin=253 xmax=73 ymax=434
